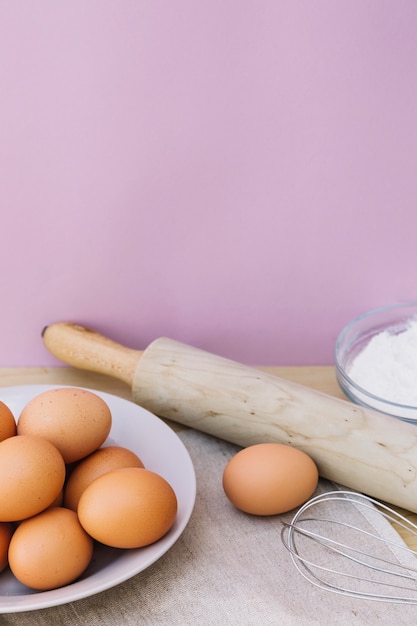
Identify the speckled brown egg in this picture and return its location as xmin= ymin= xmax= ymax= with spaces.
xmin=0 ymin=435 xmax=66 ymax=521
xmin=0 ymin=401 xmax=16 ymax=442
xmin=64 ymin=445 xmax=145 ymax=511
xmin=222 ymin=443 xmax=319 ymax=515
xmin=17 ymin=387 xmax=112 ymax=463
xmin=78 ymin=467 xmax=178 ymax=549
xmin=8 ymin=507 xmax=94 ymax=590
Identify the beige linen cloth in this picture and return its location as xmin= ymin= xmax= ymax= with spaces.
xmin=1 ymin=429 xmax=417 ymax=625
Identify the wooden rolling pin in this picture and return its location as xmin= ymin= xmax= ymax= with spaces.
xmin=42 ymin=322 xmax=417 ymax=513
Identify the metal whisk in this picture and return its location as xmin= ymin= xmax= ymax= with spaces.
xmin=281 ymin=490 xmax=417 ymax=604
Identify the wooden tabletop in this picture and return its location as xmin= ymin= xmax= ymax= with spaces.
xmin=1 ymin=364 xmax=416 ymax=551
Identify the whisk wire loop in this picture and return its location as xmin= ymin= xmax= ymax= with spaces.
xmin=281 ymin=490 xmax=417 ymax=604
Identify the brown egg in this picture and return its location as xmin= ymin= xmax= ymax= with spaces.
xmin=78 ymin=468 xmax=178 ymax=549
xmin=64 ymin=445 xmax=145 ymax=511
xmin=0 ymin=522 xmax=13 ymax=572
xmin=17 ymin=387 xmax=112 ymax=463
xmin=222 ymin=443 xmax=319 ymax=515
xmin=0 ymin=435 xmax=66 ymax=521
xmin=0 ymin=401 xmax=16 ymax=442
xmin=8 ymin=507 xmax=94 ymax=590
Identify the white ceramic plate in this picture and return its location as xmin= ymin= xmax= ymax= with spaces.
xmin=0 ymin=385 xmax=196 ymax=613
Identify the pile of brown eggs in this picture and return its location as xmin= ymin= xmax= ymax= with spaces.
xmin=0 ymin=388 xmax=177 ymax=592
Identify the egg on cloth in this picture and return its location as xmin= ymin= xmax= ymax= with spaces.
xmin=77 ymin=467 xmax=178 ymax=549
xmin=8 ymin=507 xmax=94 ymax=591
xmin=222 ymin=443 xmax=319 ymax=515
xmin=17 ymin=387 xmax=112 ymax=463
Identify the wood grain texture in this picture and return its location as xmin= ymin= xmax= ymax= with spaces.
xmin=133 ymin=339 xmax=417 ymax=515
xmin=0 ymin=365 xmax=415 ymax=550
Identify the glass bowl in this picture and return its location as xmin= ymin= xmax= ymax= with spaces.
xmin=335 ymin=302 xmax=417 ymax=423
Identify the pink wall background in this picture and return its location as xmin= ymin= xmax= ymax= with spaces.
xmin=1 ymin=1 xmax=416 ymax=368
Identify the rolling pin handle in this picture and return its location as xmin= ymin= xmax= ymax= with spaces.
xmin=42 ymin=322 xmax=142 ymax=386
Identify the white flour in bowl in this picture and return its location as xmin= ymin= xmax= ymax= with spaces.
xmin=348 ymin=316 xmax=417 ymax=406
